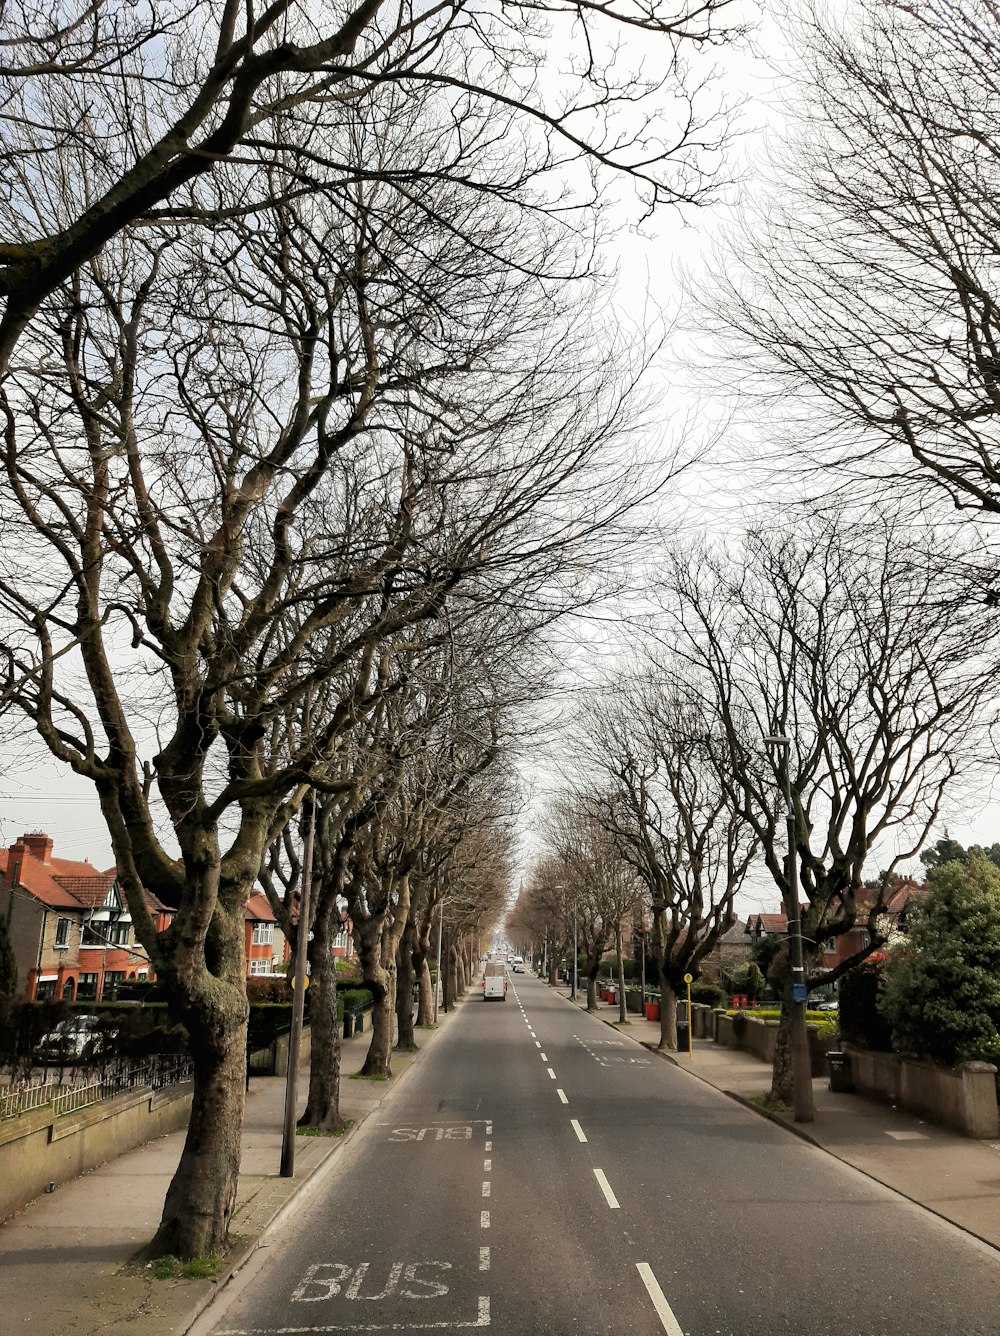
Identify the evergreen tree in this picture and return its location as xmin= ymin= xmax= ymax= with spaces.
xmin=880 ymin=856 xmax=1000 ymax=1064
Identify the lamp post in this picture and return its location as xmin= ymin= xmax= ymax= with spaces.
xmin=280 ymin=792 xmax=316 ymax=1177
xmin=762 ymin=735 xmax=815 ymax=1124
xmin=572 ymin=898 xmax=578 ymax=1001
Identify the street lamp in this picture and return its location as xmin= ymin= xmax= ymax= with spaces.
xmin=762 ymin=735 xmax=815 ymax=1124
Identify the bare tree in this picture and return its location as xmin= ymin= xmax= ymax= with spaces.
xmin=710 ymin=0 xmax=1000 ymax=540
xmin=0 ymin=83 xmax=660 ymax=1255
xmin=660 ymin=514 xmax=995 ymax=1108
xmin=0 ymin=0 xmax=742 ymax=372
xmin=582 ymin=678 xmax=757 ymax=1048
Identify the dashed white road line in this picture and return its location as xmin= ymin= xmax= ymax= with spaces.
xmin=593 ymin=1168 xmax=620 ymax=1209
xmin=481 ymin=1210 xmax=491 ymax=1229
xmin=482 ymin=1181 xmax=491 ymax=1197
xmin=485 ymin=1140 xmax=492 ymax=1151
xmin=636 ymin=1262 xmax=684 ymax=1335
xmin=556 ymin=1089 xmax=568 ymax=1104
xmin=570 ymin=1119 xmax=587 ymax=1142
xmin=479 ymin=1246 xmax=491 ymax=1272
xmin=540 ymin=1052 xmax=547 ymax=1061
xmin=546 ymin=1067 xmax=556 ymax=1080
xmin=534 ymin=1040 xmax=541 ymax=1048
xmin=484 ymin=1158 xmax=492 ymax=1172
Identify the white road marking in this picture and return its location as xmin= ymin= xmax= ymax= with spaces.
xmin=482 ymin=1181 xmax=491 ymax=1197
xmin=546 ymin=1068 xmax=556 ymax=1079
xmin=480 ymin=1210 xmax=490 ymax=1229
xmin=534 ymin=1040 xmax=540 ymax=1048
xmin=486 ymin=1123 xmax=493 ymax=1134
xmin=485 ymin=1140 xmax=492 ymax=1151
xmin=216 ymin=1296 xmax=492 ymax=1332
xmin=479 ymin=1247 xmax=490 ymax=1272
xmin=484 ymin=1158 xmax=491 ymax=1172
xmin=886 ymin=1130 xmax=929 ymax=1140
xmin=540 ymin=1052 xmax=547 ymax=1061
xmin=636 ymin=1262 xmax=684 ymax=1336
xmin=556 ymin=1089 xmax=568 ymax=1104
xmin=593 ymin=1168 xmax=620 ymax=1209
xmin=570 ymin=1119 xmax=587 ymax=1142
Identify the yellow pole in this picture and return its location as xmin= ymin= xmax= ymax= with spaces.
xmin=684 ymin=972 xmax=693 ymax=1057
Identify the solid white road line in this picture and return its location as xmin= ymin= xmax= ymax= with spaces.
xmin=556 ymin=1089 xmax=568 ymax=1104
xmin=570 ymin=1119 xmax=587 ymax=1142
xmin=636 ymin=1262 xmax=684 ymax=1336
xmin=546 ymin=1067 xmax=556 ymax=1080
xmin=593 ymin=1168 xmax=620 ymax=1209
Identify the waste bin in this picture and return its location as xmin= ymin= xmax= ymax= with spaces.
xmin=343 ymin=1011 xmax=354 ymax=1039
xmin=675 ymin=1021 xmax=690 ymax=1052
xmin=827 ymin=1051 xmax=853 ymax=1093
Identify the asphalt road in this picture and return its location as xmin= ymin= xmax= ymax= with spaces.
xmin=203 ymin=973 xmax=1000 ymax=1336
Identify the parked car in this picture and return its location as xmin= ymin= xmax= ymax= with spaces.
xmin=35 ymin=1014 xmax=111 ymax=1064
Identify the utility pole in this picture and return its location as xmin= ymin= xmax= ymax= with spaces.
xmin=280 ymin=794 xmax=315 ymax=1177
xmin=763 ymin=736 xmax=814 ymax=1124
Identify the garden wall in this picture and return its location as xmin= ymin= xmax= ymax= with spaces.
xmin=843 ymin=1043 xmax=998 ymax=1139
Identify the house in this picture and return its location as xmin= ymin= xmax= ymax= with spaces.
xmin=0 ymin=832 xmax=164 ymax=1001
xmin=245 ymin=892 xmax=285 ymax=975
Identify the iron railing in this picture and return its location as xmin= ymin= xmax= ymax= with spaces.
xmin=0 ymin=1055 xmax=193 ymax=1122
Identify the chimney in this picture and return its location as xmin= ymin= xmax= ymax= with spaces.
xmin=22 ymin=832 xmax=54 ymax=864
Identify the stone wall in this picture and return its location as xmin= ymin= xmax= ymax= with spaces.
xmin=843 ymin=1044 xmax=999 ymax=1139
xmin=0 ymin=1083 xmax=192 ymax=1222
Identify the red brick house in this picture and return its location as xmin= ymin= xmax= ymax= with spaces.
xmin=0 ymin=832 xmax=170 ymax=1001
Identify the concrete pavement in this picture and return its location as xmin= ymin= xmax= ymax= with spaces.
xmin=558 ymin=981 xmax=1000 ymax=1253
xmin=0 ymin=979 xmax=998 ymax=1334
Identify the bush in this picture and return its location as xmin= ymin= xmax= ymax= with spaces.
xmin=337 ymin=988 xmax=374 ymax=1020
xmin=880 ymin=855 xmax=1000 ymax=1065
xmin=690 ymin=982 xmax=726 ymax=1008
xmin=246 ymin=975 xmax=293 ymax=1004
xmin=838 ymin=960 xmax=893 ymax=1051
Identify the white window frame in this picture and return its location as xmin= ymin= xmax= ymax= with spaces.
xmin=251 ymin=922 xmax=274 ymax=946
xmin=54 ymin=917 xmax=70 ymax=949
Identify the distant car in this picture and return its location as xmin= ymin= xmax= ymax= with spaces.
xmin=511 ymin=956 xmax=524 ymax=973
xmin=815 ymin=1000 xmax=839 ymax=1012
xmin=35 ymin=1015 xmax=107 ymax=1064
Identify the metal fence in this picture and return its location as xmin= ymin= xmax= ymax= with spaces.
xmin=0 ymin=1054 xmax=193 ymax=1122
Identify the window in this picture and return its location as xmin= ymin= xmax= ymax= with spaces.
xmin=249 ymin=959 xmax=273 ymax=975
xmin=251 ymin=922 xmax=274 ymax=945
xmin=333 ymin=931 xmax=347 ymax=950
xmin=76 ymin=973 xmax=99 ymax=999
xmin=54 ymin=918 xmax=70 ymax=949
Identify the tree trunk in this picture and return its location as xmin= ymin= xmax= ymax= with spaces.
xmin=770 ymin=988 xmax=795 ymax=1106
xmin=149 ymin=985 xmax=248 ymax=1258
xmin=396 ymin=916 xmax=417 ymax=1051
xmin=416 ymin=957 xmax=435 ymax=1027
xmin=587 ymin=966 xmax=600 ymax=1010
xmin=302 ymin=909 xmax=344 ymax=1132
xmin=547 ymin=941 xmax=558 ymax=986
xmin=457 ymin=947 xmax=468 ymax=993
xmin=356 ymin=917 xmax=393 ymax=1078
xmin=658 ymin=976 xmax=678 ymax=1051
xmin=616 ymin=924 xmax=628 ymax=1023
xmin=448 ymin=942 xmax=459 ymax=1001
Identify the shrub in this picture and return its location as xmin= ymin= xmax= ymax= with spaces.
xmin=246 ymin=975 xmax=293 ymax=1004
xmin=690 ymin=982 xmax=727 ymax=1008
xmin=838 ymin=960 xmax=893 ymax=1051
xmin=880 ymin=855 xmax=1000 ymax=1065
xmin=336 ymin=988 xmax=374 ymax=1020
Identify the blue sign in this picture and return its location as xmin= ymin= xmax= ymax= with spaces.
xmin=792 ymin=982 xmax=808 ymax=1004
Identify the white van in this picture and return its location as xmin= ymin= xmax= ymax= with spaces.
xmin=483 ymin=963 xmax=507 ymax=1001
xmin=511 ymin=956 xmax=524 ymax=973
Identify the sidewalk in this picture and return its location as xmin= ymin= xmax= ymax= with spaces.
xmin=558 ymin=982 xmax=1000 ymax=1251
xmin=0 ymin=997 xmax=470 ymax=1336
